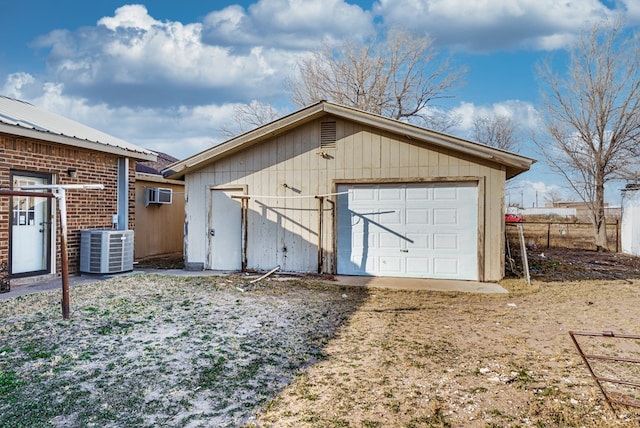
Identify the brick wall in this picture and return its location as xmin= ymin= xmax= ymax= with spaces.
xmin=0 ymin=133 xmax=137 ymax=276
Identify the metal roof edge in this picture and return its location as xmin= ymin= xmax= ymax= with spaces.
xmin=0 ymin=123 xmax=156 ymax=161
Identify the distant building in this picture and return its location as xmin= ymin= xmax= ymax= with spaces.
xmin=621 ymin=184 xmax=640 ymax=256
xmin=545 ymin=201 xmax=620 ymax=221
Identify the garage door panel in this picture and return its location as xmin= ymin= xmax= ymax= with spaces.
xmin=379 ymin=256 xmax=403 ymax=274
xmin=352 ymin=187 xmax=375 ymax=200
xmin=433 ymin=187 xmax=458 ymax=200
xmin=378 ymin=209 xmax=401 ymax=225
xmin=433 ymin=233 xmax=458 ymax=250
xmin=406 ymin=208 xmax=429 ymax=225
xmin=434 ymin=258 xmax=459 ymax=275
xmin=353 ymin=231 xmax=377 ymax=248
xmin=433 ymin=208 xmax=458 ymax=225
xmin=379 ymin=187 xmax=402 ymax=201
xmin=406 ymin=257 xmax=431 ymax=275
xmin=406 ymin=233 xmax=429 ymax=249
xmin=379 ymin=232 xmax=402 ymax=249
xmin=406 ymin=186 xmax=430 ymax=200
xmin=337 ymin=183 xmax=478 ymax=280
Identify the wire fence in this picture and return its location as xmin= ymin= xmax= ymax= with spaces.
xmin=505 ymin=220 xmax=621 ymax=252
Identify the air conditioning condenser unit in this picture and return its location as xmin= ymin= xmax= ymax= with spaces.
xmin=80 ymin=229 xmax=134 ymax=274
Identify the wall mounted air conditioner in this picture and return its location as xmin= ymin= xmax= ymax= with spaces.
xmin=145 ymin=187 xmax=172 ymax=207
xmin=80 ymin=229 xmax=134 ymax=274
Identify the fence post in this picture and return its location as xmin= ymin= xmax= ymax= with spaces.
xmin=547 ymin=223 xmax=551 ymax=248
xmin=616 ymin=219 xmax=619 ymax=252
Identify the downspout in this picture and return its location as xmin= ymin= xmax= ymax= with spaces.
xmin=116 ymin=158 xmax=129 ymax=230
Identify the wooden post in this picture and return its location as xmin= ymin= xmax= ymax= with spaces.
xmin=315 ymin=196 xmax=324 ymax=274
xmin=232 ymin=195 xmax=250 ymax=272
xmin=547 ymin=223 xmax=551 ymax=248
xmin=518 ymin=224 xmax=531 ymax=286
xmin=57 ymin=188 xmax=70 ymax=320
xmin=12 ymin=184 xmax=103 ymax=319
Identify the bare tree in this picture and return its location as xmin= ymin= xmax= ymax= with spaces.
xmin=543 ymin=188 xmax=566 ymax=207
xmin=472 ymin=114 xmax=517 ymax=151
xmin=219 ymin=100 xmax=281 ymax=139
xmin=536 ymin=20 xmax=640 ymax=251
xmin=289 ymin=29 xmax=465 ymax=131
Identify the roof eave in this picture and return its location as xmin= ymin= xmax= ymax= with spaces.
xmin=135 ymin=172 xmax=185 ymax=185
xmin=163 ymin=100 xmax=536 ymax=179
xmin=0 ymin=123 xmax=156 ymax=161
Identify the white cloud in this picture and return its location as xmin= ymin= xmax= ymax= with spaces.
xmin=373 ymin=0 xmax=622 ymax=52
xmin=506 ymin=179 xmax=567 ymax=208
xmin=621 ymin=0 xmax=640 ymax=22
xmin=97 ymin=4 xmax=161 ymax=31
xmin=2 ymin=73 xmax=240 ymax=159
xmin=449 ymin=100 xmax=541 ymax=145
xmin=31 ymin=4 xmax=317 ymax=107
xmin=28 ymin=2 xmax=374 ymax=108
xmin=203 ymin=0 xmax=374 ymax=49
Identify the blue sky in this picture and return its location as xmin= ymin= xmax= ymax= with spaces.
xmin=2 ymin=0 xmax=639 ymax=206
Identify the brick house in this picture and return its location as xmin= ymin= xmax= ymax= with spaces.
xmin=0 ymin=96 xmax=155 ymax=283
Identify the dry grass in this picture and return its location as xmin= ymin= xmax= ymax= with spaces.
xmin=1 ymin=274 xmax=640 ymax=427
xmin=257 ymin=279 xmax=640 ymax=427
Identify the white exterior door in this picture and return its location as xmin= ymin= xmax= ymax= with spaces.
xmin=209 ymin=189 xmax=243 ymax=270
xmin=337 ymin=182 xmax=478 ymax=280
xmin=11 ymin=174 xmax=51 ymax=276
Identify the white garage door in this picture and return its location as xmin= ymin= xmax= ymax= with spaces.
xmin=336 ymin=182 xmax=478 ymax=280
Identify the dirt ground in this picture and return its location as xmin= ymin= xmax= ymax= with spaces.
xmin=508 ymin=247 xmax=640 ymax=282
xmin=256 ymin=249 xmax=640 ymax=427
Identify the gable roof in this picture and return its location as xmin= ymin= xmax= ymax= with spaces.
xmin=0 ymin=96 xmax=155 ymax=161
xmin=163 ymin=100 xmax=535 ymax=180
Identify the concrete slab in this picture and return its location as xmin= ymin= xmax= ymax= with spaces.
xmin=1 ymin=270 xmax=507 ymax=300
xmin=331 ymin=275 xmax=508 ymax=293
xmin=0 ymin=269 xmax=230 ymax=299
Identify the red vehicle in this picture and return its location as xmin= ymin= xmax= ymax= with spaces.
xmin=505 ymin=213 xmax=525 ymax=223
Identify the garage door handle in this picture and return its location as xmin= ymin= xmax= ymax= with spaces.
xmin=400 ymin=249 xmax=408 ymax=253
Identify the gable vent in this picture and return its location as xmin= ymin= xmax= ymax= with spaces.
xmin=320 ymin=121 xmax=337 ymax=149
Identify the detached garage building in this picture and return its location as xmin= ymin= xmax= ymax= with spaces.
xmin=164 ymin=101 xmax=534 ymax=282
